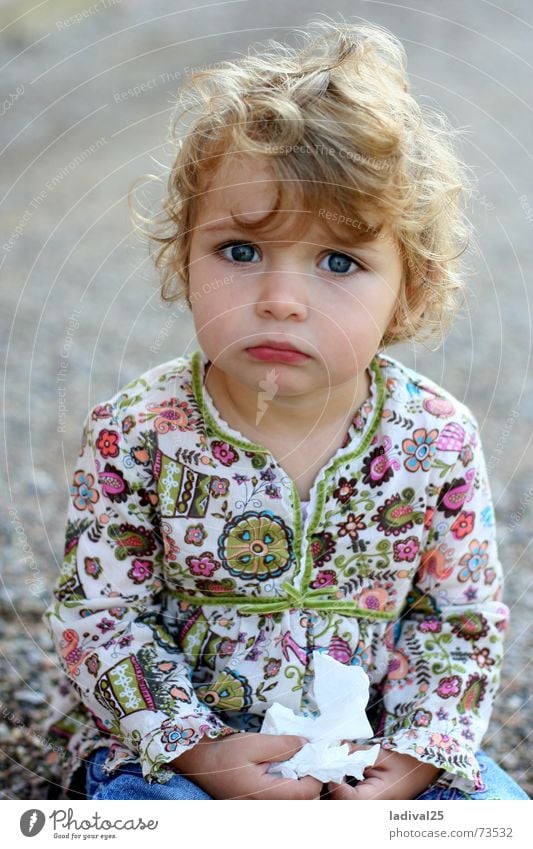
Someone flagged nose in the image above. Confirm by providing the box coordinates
[254,270,309,322]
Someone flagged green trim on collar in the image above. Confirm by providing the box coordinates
[191,348,385,458]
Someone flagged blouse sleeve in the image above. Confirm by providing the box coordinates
[45,402,237,784]
[371,411,510,794]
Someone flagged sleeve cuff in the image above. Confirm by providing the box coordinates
[369,729,483,795]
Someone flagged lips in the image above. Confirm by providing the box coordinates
[246,339,308,355]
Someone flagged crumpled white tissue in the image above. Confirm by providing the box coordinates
[260,651,380,783]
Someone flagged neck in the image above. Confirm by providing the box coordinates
[203,361,371,445]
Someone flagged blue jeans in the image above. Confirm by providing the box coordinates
[85,746,530,800]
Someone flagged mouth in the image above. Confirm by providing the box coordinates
[245,339,309,355]
[244,340,311,364]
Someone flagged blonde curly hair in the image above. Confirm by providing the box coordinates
[130,19,474,347]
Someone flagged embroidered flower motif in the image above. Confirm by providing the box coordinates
[260,468,276,482]
[469,647,495,668]
[211,441,239,466]
[459,444,474,466]
[209,476,229,498]
[265,484,282,499]
[359,586,390,612]
[429,732,458,752]
[95,429,120,458]
[450,511,475,540]
[264,658,282,678]
[185,523,208,546]
[96,617,115,633]
[333,476,358,504]
[402,428,439,472]
[218,511,293,581]
[435,675,462,698]
[185,552,220,577]
[84,557,102,579]
[71,471,99,512]
[121,414,136,435]
[337,512,367,540]
[458,539,489,583]
[161,719,196,752]
[127,559,153,584]
[310,570,337,589]
[393,536,419,562]
[412,709,432,727]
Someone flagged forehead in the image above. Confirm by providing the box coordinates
[195,153,387,246]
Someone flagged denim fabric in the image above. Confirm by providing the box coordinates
[85,746,530,800]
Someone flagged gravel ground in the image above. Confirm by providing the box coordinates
[1,0,532,799]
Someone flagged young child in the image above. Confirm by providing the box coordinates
[44,20,529,801]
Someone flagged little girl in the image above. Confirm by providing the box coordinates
[44,20,529,800]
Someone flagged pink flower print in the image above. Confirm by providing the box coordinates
[310,570,337,589]
[186,551,219,577]
[393,535,419,562]
[458,539,489,583]
[412,709,432,727]
[450,511,475,540]
[429,732,457,752]
[71,470,99,512]
[435,675,462,698]
[265,484,281,499]
[419,617,442,633]
[84,556,102,578]
[359,586,389,611]
[211,440,239,466]
[402,428,438,473]
[209,476,229,498]
[127,558,153,584]
[185,523,207,546]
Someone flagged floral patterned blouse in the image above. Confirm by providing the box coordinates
[44,348,509,796]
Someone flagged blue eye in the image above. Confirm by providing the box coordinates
[218,242,260,263]
[319,252,359,274]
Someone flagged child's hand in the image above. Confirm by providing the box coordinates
[173,731,323,799]
[326,745,442,800]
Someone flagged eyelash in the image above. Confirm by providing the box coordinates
[215,240,364,276]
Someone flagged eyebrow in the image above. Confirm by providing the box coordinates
[196,220,384,251]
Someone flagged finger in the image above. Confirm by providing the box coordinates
[325,781,354,800]
[345,776,386,800]
[250,733,310,763]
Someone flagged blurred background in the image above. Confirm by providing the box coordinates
[1,0,531,798]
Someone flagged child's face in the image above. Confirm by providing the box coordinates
[188,154,404,401]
